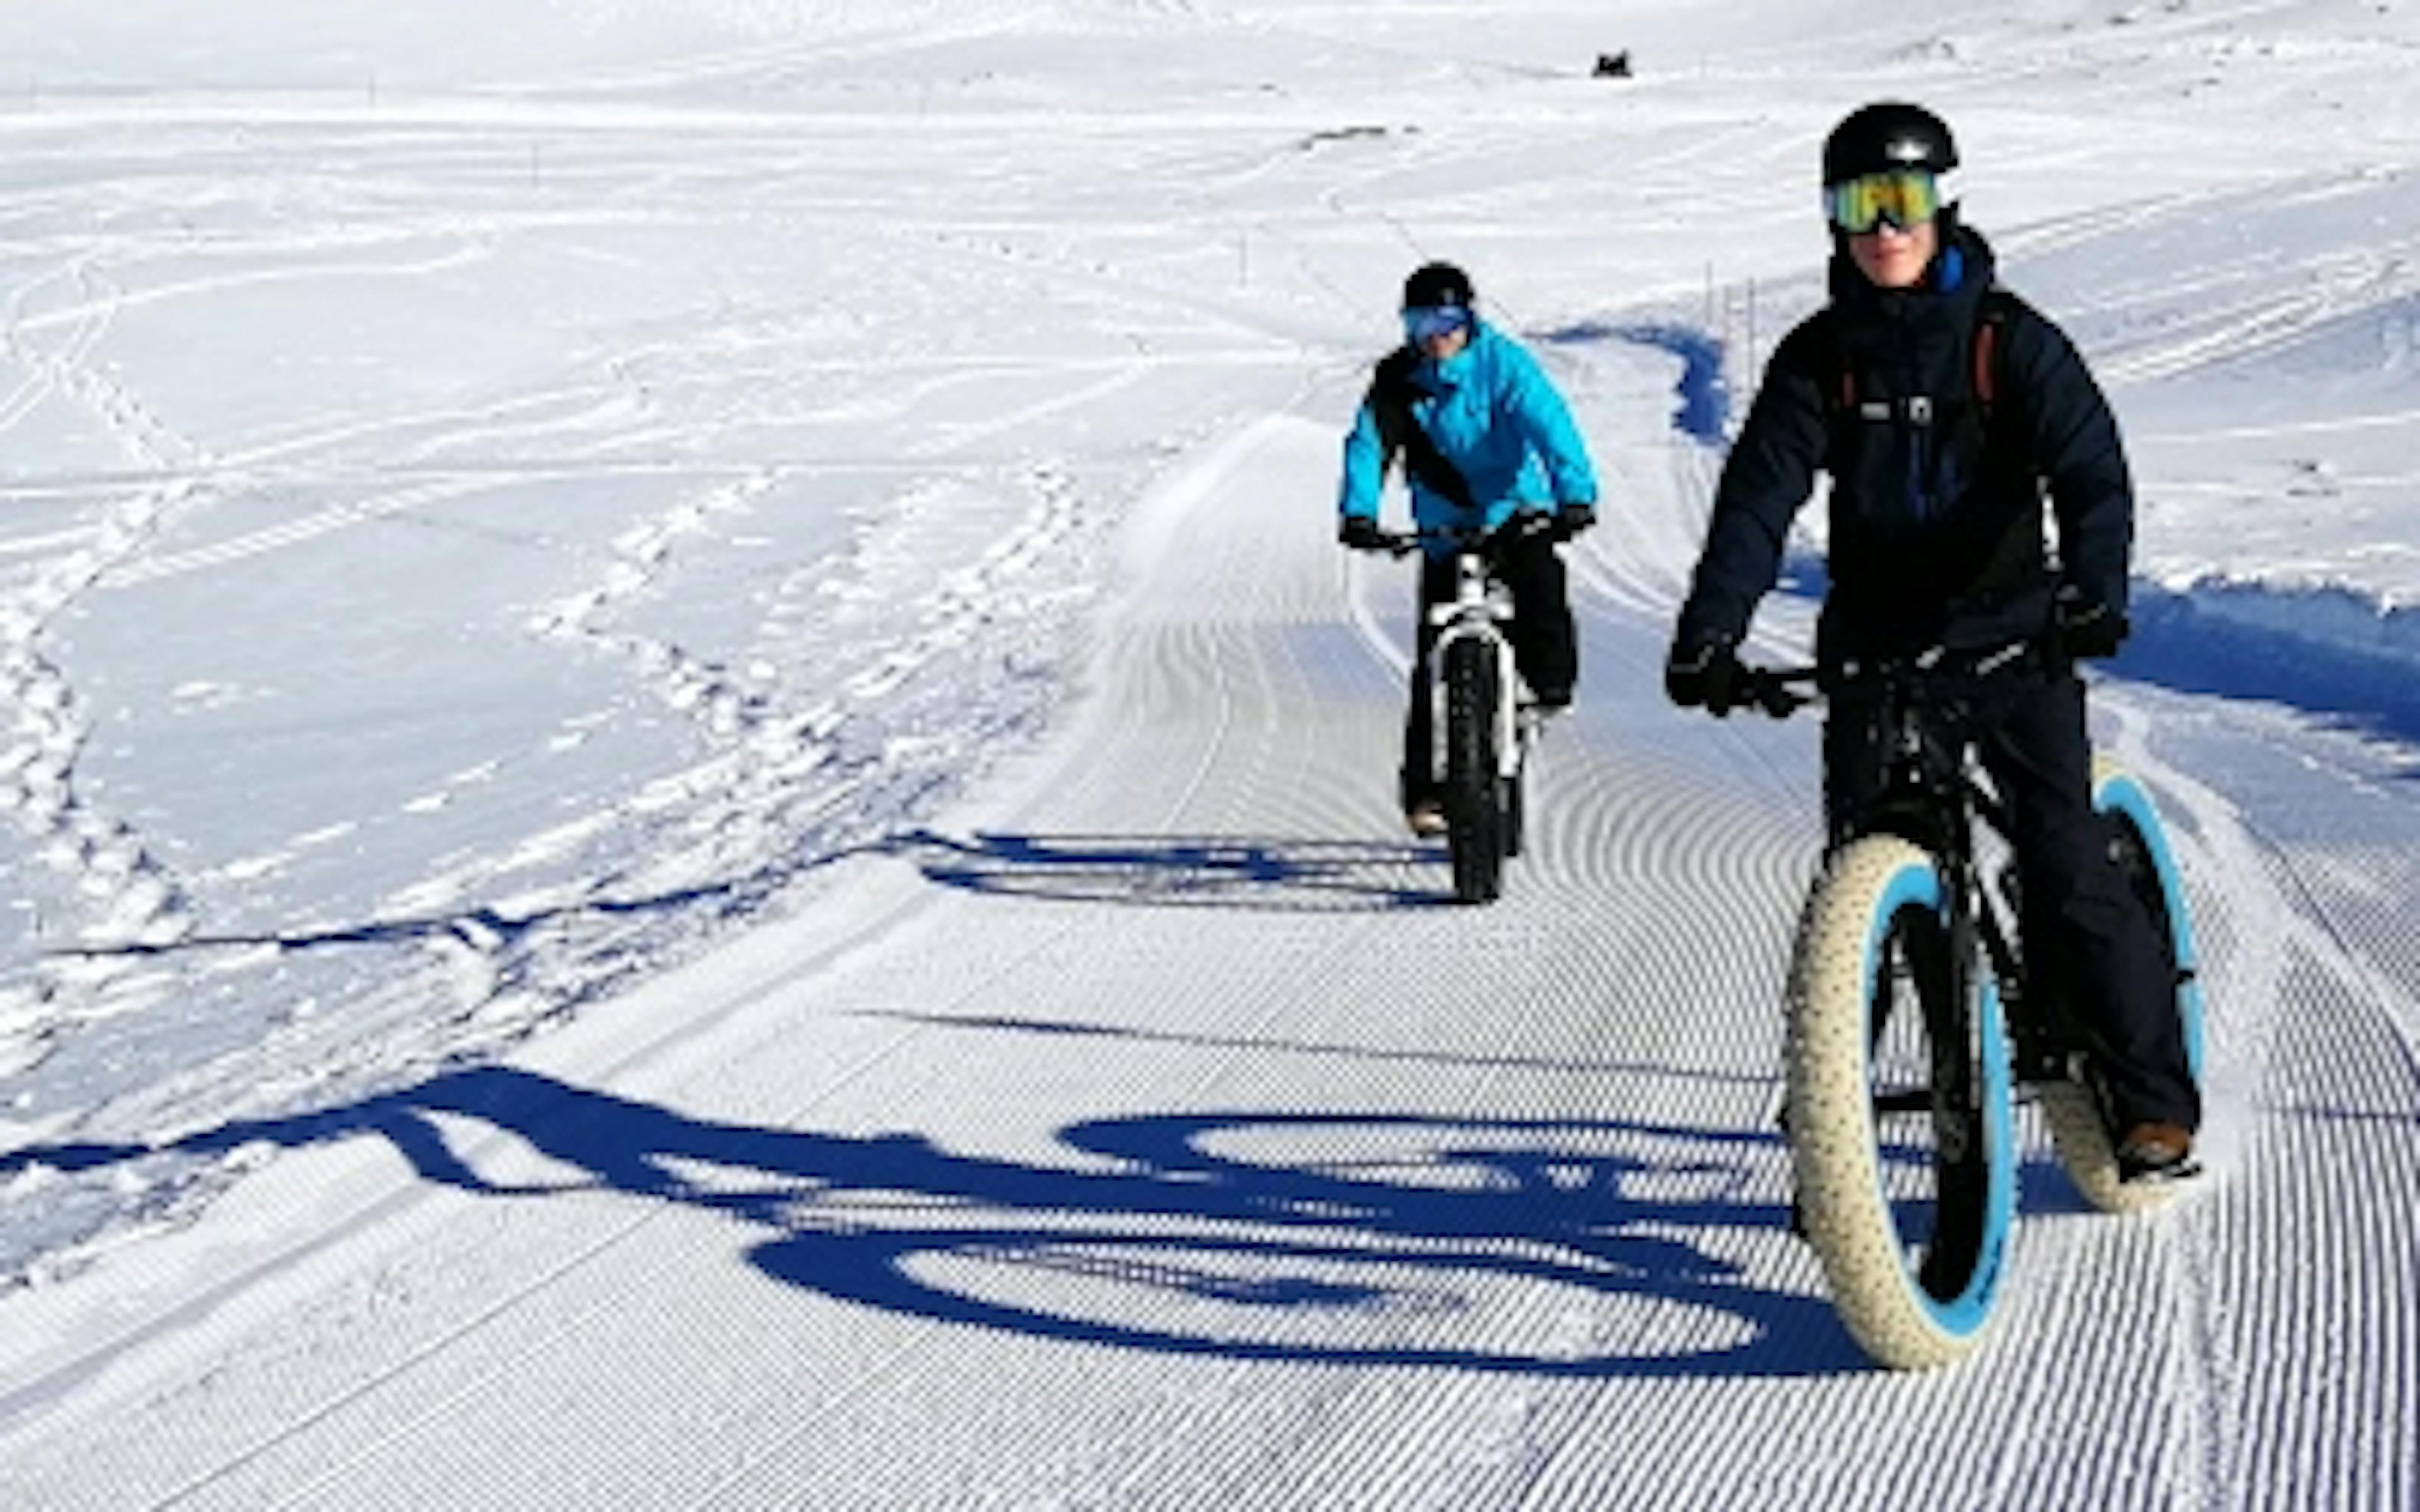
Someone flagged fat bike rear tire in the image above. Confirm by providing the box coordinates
[1787,835,2018,1370]
[2038,759,2211,1213]
[1443,638,1506,904]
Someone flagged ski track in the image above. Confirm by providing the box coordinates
[0,98,1243,1113]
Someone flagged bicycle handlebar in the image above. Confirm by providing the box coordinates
[1733,637,2049,720]
[1363,513,1562,559]
[1731,665,1819,718]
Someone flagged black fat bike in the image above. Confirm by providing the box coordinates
[1737,642,2206,1369]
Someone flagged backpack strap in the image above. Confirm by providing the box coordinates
[1971,289,2008,413]
[1371,350,1477,512]
[1826,288,2014,427]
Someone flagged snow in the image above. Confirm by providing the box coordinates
[0,1,2414,1506]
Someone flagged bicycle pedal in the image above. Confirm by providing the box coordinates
[2117,1152,2204,1187]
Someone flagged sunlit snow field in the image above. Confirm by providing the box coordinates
[0,4,2414,1506]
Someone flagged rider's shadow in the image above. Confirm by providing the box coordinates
[5,1066,1865,1378]
[904,830,1456,911]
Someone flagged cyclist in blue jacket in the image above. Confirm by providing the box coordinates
[1338,261,1599,836]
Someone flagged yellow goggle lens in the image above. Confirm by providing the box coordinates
[1824,170,1943,233]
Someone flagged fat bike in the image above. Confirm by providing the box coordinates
[1737,642,2206,1369]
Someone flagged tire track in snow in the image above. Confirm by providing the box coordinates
[0,258,113,439]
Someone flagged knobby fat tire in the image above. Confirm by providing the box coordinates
[1443,636,1505,904]
[1787,835,2019,1369]
[2037,759,2210,1214]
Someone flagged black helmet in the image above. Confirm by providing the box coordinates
[1822,101,1957,186]
[1401,260,1475,310]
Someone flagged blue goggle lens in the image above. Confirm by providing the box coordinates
[1402,304,1472,344]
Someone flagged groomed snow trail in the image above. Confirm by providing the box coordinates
[0,384,2412,1509]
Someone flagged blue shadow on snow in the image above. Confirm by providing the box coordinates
[1766,549,2420,762]
[1540,319,1732,445]
[908,830,1456,911]
[3,1064,1889,1379]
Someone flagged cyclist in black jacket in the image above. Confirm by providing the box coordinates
[1664,101,2199,1179]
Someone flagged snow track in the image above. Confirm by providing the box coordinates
[1,377,2411,1508]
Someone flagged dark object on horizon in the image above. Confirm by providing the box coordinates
[1594,51,1633,79]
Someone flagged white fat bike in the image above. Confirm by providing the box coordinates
[1375,518,1556,905]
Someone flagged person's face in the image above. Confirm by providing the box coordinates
[1848,215,1937,290]
[1402,305,1473,359]
[1420,323,1472,360]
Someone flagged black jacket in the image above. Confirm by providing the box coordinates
[1674,228,2134,664]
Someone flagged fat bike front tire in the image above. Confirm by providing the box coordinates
[1502,750,1527,860]
[1787,835,2018,1370]
[2036,759,2211,1213]
[1442,638,1506,904]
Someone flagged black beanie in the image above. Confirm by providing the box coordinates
[1402,261,1475,310]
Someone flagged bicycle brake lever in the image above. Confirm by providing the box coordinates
[1742,669,1811,718]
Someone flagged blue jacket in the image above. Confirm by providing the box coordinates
[1338,321,1597,556]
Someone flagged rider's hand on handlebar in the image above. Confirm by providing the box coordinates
[1337,515,1392,553]
[1664,635,1745,716]
[1548,502,1596,542]
[2054,591,2129,660]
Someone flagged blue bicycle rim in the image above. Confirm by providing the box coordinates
[2092,771,2207,1079]
[1861,859,2018,1339]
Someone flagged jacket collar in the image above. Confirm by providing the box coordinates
[1828,226,1997,357]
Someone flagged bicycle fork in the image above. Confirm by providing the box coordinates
[1426,556,1523,781]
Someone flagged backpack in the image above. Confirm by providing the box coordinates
[1369,348,1477,510]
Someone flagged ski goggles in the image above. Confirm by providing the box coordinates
[1402,304,1473,345]
[1822,168,1954,233]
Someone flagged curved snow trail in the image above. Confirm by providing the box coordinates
[0,342,2409,1508]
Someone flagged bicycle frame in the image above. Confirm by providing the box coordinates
[1764,644,2047,1071]
[1425,543,1524,784]
[1373,519,1545,784]
[1368,517,1555,904]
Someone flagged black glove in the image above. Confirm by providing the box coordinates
[1548,502,1597,542]
[2054,592,2129,660]
[1665,636,1744,715]
[1338,515,1390,553]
